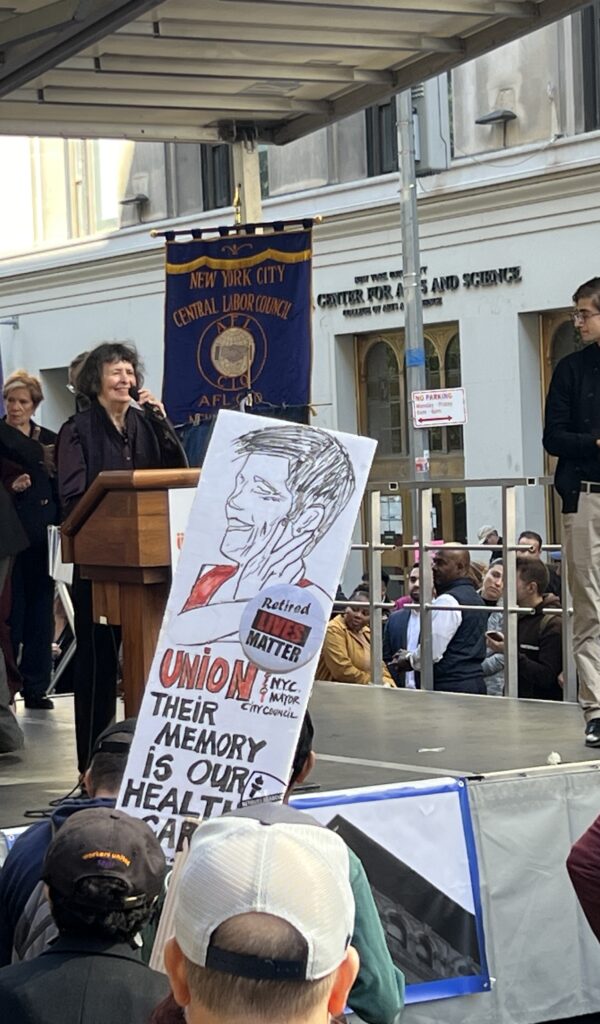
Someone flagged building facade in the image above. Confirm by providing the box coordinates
[0,9,598,591]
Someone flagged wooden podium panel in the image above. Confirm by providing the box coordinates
[69,490,171,569]
[61,468,199,715]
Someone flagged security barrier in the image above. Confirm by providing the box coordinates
[350,478,574,699]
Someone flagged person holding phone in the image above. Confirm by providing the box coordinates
[485,558,562,701]
[481,560,505,695]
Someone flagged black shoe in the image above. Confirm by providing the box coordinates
[24,697,54,710]
[585,720,600,747]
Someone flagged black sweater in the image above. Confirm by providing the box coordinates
[543,342,600,513]
[517,602,562,701]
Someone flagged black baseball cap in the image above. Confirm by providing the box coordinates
[89,718,137,762]
[42,808,165,909]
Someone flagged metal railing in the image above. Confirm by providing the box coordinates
[352,478,574,700]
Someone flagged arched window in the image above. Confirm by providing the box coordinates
[551,321,581,374]
[445,334,461,388]
[425,338,443,451]
[425,338,441,389]
[365,341,402,454]
[445,335,463,451]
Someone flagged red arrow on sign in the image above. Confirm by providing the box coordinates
[417,416,453,423]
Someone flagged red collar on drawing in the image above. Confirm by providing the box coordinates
[182,565,313,611]
[182,564,238,610]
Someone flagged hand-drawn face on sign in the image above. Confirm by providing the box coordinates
[168,423,356,647]
[118,412,376,858]
[221,451,294,561]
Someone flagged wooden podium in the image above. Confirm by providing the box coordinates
[61,468,200,716]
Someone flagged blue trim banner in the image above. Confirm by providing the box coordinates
[162,230,312,427]
[292,778,490,1005]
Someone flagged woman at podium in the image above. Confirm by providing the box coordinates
[56,342,187,774]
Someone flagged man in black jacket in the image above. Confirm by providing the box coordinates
[486,558,562,701]
[543,277,600,745]
[391,547,486,694]
[384,564,421,687]
[0,719,136,966]
[0,807,168,1024]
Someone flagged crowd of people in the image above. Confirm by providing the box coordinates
[3,277,600,1022]
[0,712,405,1024]
[317,530,564,704]
[0,343,187,764]
[0,704,599,1024]
[0,330,584,762]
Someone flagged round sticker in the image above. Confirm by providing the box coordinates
[239,583,327,672]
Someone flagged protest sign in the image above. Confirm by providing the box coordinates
[118,410,376,854]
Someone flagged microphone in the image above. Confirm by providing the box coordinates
[128,385,165,420]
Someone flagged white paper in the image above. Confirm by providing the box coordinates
[167,488,196,572]
[118,411,376,855]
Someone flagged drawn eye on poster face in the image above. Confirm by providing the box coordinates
[167,418,358,648]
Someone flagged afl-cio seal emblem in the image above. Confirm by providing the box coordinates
[197,314,267,392]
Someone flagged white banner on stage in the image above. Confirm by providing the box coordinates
[118,410,376,854]
[292,779,490,1004]
[167,487,195,572]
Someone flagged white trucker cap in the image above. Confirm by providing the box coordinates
[174,815,355,982]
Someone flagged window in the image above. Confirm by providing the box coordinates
[168,143,204,218]
[259,145,270,199]
[357,325,465,552]
[420,331,464,454]
[425,338,443,452]
[359,325,463,457]
[445,334,463,451]
[452,490,467,543]
[200,144,232,211]
[366,101,398,177]
[29,137,131,245]
[581,3,600,132]
[380,494,403,544]
[30,138,70,245]
[365,341,403,454]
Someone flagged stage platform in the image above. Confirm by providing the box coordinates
[308,682,600,790]
[1,684,599,829]
[0,694,78,829]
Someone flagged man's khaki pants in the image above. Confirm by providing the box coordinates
[564,491,600,722]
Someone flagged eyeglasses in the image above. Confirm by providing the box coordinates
[571,310,600,323]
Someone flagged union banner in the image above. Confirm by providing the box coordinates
[162,229,312,427]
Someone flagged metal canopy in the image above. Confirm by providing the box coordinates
[0,0,587,144]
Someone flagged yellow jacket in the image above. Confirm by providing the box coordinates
[316,614,395,686]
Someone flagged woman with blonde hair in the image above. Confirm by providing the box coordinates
[2,369,58,709]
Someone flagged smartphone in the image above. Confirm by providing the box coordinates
[486,630,504,642]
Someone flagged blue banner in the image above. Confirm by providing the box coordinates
[162,230,312,427]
